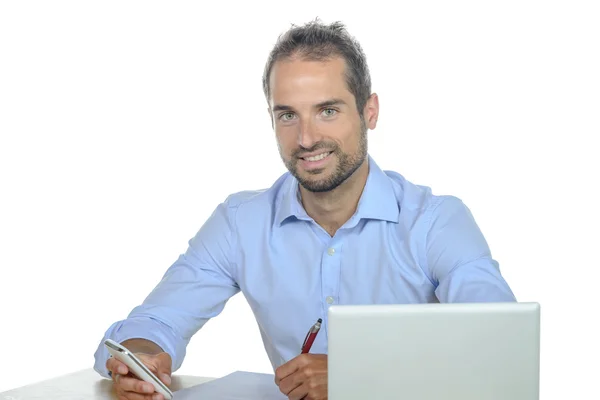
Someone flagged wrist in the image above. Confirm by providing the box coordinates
[120,338,165,356]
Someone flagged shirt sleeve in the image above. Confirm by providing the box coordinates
[424,196,517,303]
[93,199,241,378]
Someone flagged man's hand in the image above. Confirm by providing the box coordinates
[275,354,328,400]
[106,351,172,400]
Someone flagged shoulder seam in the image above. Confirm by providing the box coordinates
[224,195,242,283]
[420,195,449,286]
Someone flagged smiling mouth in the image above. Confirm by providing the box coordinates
[301,151,333,162]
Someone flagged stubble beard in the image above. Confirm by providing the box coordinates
[281,119,368,193]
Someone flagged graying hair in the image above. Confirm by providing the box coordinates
[262,19,372,114]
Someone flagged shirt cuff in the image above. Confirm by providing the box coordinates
[93,317,183,379]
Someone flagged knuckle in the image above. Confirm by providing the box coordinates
[299,354,310,363]
[281,381,292,394]
[120,376,134,391]
[306,392,321,400]
[136,381,149,393]
[302,366,314,378]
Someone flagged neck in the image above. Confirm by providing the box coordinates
[299,158,370,236]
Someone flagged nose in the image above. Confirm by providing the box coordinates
[296,117,320,149]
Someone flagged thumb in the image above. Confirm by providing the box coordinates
[137,352,173,386]
[155,353,172,386]
[159,372,172,386]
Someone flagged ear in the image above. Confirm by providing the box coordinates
[363,93,379,130]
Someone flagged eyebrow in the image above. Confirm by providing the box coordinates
[272,98,347,112]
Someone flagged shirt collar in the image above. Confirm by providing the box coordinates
[276,155,400,227]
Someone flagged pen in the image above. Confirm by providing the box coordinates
[301,318,322,354]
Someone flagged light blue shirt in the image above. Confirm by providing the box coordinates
[93,155,515,378]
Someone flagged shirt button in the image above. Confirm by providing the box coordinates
[327,247,335,256]
[326,296,335,304]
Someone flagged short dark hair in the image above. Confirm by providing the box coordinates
[262,19,372,114]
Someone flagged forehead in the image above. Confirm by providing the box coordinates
[268,56,353,107]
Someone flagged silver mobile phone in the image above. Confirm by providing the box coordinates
[104,339,173,400]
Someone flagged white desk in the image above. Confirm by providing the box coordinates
[0,369,214,399]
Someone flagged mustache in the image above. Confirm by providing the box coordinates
[292,142,337,158]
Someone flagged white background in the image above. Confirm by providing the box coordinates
[1,0,598,397]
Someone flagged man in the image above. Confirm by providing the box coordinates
[94,19,516,400]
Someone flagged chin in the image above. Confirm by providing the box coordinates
[299,174,341,193]
[303,166,328,175]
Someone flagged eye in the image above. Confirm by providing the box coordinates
[279,112,295,121]
[322,108,337,117]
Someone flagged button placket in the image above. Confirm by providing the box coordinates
[322,239,342,307]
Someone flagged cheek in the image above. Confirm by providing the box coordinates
[321,119,355,141]
[330,128,359,151]
[275,131,295,153]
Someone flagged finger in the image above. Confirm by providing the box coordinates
[117,375,156,394]
[107,357,129,375]
[116,386,162,400]
[134,354,171,384]
[275,357,302,385]
[278,373,303,396]
[287,382,309,400]
[130,357,171,388]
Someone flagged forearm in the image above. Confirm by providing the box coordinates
[94,200,240,379]
[93,317,184,378]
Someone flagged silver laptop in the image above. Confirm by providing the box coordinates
[328,302,540,400]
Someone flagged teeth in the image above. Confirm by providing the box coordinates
[305,152,331,162]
